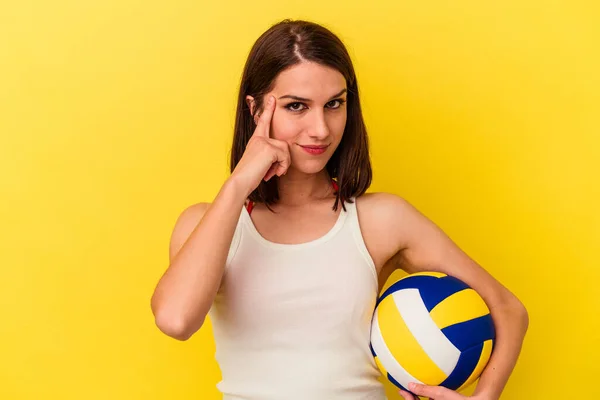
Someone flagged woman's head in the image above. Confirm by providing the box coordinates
[230,19,372,210]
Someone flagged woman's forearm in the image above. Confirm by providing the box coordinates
[472,298,529,399]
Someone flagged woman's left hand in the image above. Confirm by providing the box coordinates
[399,383,487,400]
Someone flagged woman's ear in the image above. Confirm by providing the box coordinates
[245,95,257,122]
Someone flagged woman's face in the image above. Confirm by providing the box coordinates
[248,62,348,175]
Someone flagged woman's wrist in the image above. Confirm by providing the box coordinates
[223,174,254,203]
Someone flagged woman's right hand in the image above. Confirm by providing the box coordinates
[230,95,291,197]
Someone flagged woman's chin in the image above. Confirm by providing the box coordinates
[287,160,329,176]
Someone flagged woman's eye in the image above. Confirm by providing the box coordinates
[286,102,306,111]
[327,99,343,109]
[285,99,345,112]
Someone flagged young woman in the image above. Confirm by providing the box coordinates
[151,19,528,400]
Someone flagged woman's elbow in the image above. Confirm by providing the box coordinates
[152,303,204,341]
[516,298,529,331]
[500,291,530,332]
[155,316,191,341]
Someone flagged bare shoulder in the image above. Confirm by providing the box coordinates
[169,202,211,262]
[354,192,419,271]
[355,191,414,217]
[356,191,421,234]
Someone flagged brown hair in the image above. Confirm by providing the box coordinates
[230,19,372,211]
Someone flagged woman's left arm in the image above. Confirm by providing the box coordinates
[382,195,529,400]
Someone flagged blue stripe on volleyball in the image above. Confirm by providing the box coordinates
[387,372,410,393]
[440,342,484,391]
[377,275,470,311]
[419,276,471,311]
[441,314,496,352]
[369,342,376,357]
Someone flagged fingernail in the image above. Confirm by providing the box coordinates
[408,383,416,390]
[268,95,274,104]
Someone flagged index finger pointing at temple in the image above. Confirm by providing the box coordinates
[255,95,276,138]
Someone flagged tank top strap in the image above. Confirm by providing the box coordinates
[341,197,377,275]
[246,179,339,214]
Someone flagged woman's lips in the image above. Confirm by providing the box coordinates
[299,144,329,155]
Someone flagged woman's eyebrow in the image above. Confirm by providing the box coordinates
[278,88,347,102]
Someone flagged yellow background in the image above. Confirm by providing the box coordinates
[1,1,598,399]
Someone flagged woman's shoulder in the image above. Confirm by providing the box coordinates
[354,192,424,236]
[168,202,211,261]
[355,191,444,255]
[355,191,416,219]
[174,202,211,226]
[353,192,421,270]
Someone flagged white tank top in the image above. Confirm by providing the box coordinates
[208,198,387,400]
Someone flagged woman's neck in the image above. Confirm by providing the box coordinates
[275,169,334,207]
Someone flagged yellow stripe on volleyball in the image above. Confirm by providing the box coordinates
[376,295,448,385]
[457,339,494,392]
[429,289,490,330]
[408,271,447,278]
[380,271,447,295]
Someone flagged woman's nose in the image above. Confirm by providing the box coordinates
[308,110,330,139]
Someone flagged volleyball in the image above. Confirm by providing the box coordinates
[370,272,495,393]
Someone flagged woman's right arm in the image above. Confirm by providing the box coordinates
[150,177,248,341]
[150,95,288,340]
